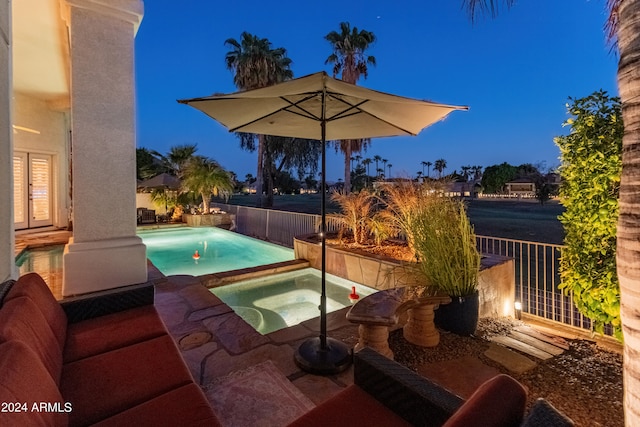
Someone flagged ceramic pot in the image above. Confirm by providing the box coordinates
[434,291,479,336]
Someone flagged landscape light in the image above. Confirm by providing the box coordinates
[514,301,522,320]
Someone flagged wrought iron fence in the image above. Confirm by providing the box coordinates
[211,202,611,336]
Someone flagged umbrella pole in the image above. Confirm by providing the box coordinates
[294,89,352,375]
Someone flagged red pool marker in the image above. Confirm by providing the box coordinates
[192,250,200,260]
[349,286,359,302]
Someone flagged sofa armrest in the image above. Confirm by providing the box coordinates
[60,282,155,323]
[354,347,464,426]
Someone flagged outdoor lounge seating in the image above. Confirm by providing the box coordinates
[0,273,221,427]
[288,347,574,427]
[137,207,156,224]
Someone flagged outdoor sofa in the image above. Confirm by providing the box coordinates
[287,347,574,427]
[0,272,221,427]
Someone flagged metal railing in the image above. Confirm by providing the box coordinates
[476,236,612,336]
[211,202,611,336]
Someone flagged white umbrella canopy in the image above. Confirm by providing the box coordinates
[179,71,467,141]
[179,71,468,375]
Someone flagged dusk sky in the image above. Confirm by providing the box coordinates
[135,0,618,182]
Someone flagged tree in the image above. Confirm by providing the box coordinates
[434,158,447,179]
[182,157,234,212]
[373,155,382,177]
[472,165,483,181]
[387,163,393,178]
[463,1,640,422]
[555,91,622,337]
[461,165,472,182]
[325,22,376,193]
[136,147,163,180]
[481,162,517,193]
[225,32,293,207]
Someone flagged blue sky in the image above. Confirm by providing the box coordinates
[135,0,618,182]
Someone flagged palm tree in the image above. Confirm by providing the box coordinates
[416,171,423,182]
[225,32,293,207]
[182,157,234,213]
[156,144,198,179]
[387,163,393,179]
[434,158,447,179]
[461,165,471,182]
[382,159,388,176]
[373,155,382,177]
[325,22,376,193]
[463,0,640,422]
[472,165,483,181]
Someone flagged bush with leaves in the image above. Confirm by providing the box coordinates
[554,90,622,339]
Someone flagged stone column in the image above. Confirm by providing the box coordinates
[0,0,15,282]
[62,0,146,295]
[355,324,394,360]
[403,304,441,347]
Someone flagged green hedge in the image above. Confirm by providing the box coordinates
[555,90,622,340]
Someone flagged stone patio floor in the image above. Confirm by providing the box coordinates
[153,273,360,408]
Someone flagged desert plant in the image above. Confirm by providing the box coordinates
[376,180,449,256]
[411,197,480,297]
[327,189,375,244]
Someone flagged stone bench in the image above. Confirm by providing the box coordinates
[346,287,451,359]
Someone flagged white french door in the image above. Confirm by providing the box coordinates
[14,152,53,229]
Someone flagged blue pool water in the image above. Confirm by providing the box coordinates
[211,268,376,335]
[138,227,294,276]
[16,227,294,278]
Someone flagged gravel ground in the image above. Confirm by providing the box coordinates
[388,317,623,427]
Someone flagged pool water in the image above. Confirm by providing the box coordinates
[15,245,64,294]
[138,227,294,276]
[16,227,294,279]
[210,268,376,335]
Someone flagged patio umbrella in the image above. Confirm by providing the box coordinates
[178,71,468,374]
[138,173,181,214]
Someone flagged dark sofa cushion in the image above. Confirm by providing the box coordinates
[64,305,168,363]
[0,296,64,384]
[92,383,222,427]
[443,374,527,427]
[61,335,195,427]
[0,340,69,427]
[287,384,412,427]
[4,273,67,349]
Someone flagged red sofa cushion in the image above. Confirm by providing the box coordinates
[61,335,195,426]
[0,296,64,384]
[286,384,412,427]
[4,272,67,350]
[443,374,527,427]
[0,340,69,427]
[92,383,222,427]
[64,305,168,363]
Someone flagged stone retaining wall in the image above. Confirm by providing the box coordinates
[293,234,515,318]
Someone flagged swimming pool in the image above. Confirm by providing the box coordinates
[210,268,376,335]
[138,227,294,276]
[16,227,295,279]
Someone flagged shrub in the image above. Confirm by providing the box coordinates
[554,91,622,340]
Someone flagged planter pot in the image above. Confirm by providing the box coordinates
[434,291,479,336]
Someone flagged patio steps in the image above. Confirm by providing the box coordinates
[485,325,569,373]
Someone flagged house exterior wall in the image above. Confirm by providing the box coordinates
[13,92,70,228]
[0,0,14,281]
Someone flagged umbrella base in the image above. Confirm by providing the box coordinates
[294,336,352,375]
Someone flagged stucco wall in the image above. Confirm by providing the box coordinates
[13,92,69,228]
[0,0,15,281]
